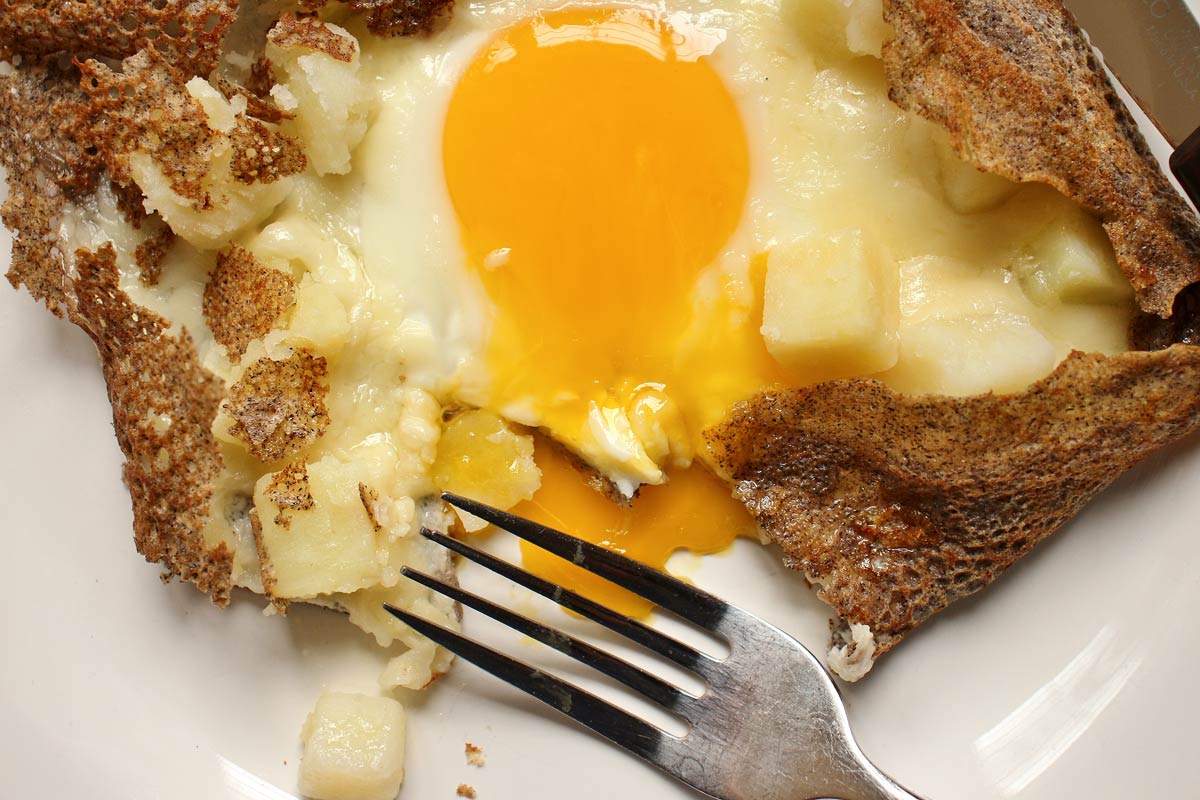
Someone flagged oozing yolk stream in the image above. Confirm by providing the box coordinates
[516,438,753,617]
[444,7,786,614]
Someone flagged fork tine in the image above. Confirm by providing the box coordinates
[382,603,670,760]
[401,566,692,710]
[443,493,729,629]
[420,527,709,670]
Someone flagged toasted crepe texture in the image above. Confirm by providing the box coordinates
[1,62,116,314]
[202,244,297,361]
[72,243,235,602]
[1,2,288,598]
[76,47,307,198]
[299,0,454,36]
[0,0,238,76]
[709,347,1200,677]
[225,350,332,462]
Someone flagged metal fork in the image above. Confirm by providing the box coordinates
[384,493,923,800]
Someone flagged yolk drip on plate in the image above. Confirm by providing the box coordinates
[444,7,781,613]
[513,440,755,617]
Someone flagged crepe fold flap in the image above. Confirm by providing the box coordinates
[0,0,237,77]
[0,63,101,315]
[300,0,456,36]
[72,245,233,603]
[707,347,1200,679]
[883,0,1200,318]
[0,0,465,604]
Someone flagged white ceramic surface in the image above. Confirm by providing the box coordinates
[2,7,1199,799]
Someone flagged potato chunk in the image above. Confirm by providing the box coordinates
[905,120,1018,214]
[1015,207,1132,305]
[890,311,1057,396]
[932,130,1017,214]
[287,277,352,357]
[761,230,899,382]
[254,457,382,599]
[268,21,370,176]
[300,692,406,800]
[132,79,296,249]
[432,409,541,531]
[880,257,1058,396]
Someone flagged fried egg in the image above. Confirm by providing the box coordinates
[350,0,1132,613]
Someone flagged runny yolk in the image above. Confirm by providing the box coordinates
[443,7,763,614]
[443,6,750,413]
[513,439,755,617]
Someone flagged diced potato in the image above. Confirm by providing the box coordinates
[761,230,899,381]
[1035,302,1132,356]
[267,23,370,176]
[844,0,889,57]
[248,218,368,306]
[132,152,293,251]
[187,77,238,132]
[131,79,296,249]
[254,457,383,599]
[300,692,406,800]
[333,562,460,689]
[886,311,1057,396]
[336,582,459,648]
[1014,207,1131,305]
[380,641,452,691]
[431,410,541,531]
[880,256,1060,395]
[287,277,352,357]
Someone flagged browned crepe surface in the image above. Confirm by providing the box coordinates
[299,0,454,36]
[72,244,235,602]
[202,245,296,362]
[225,351,332,463]
[0,0,238,76]
[708,348,1200,663]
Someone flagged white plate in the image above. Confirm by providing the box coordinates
[2,10,1199,799]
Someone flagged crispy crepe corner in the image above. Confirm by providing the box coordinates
[708,348,1200,677]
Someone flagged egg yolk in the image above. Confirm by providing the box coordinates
[444,6,751,418]
[514,438,753,617]
[444,7,771,614]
